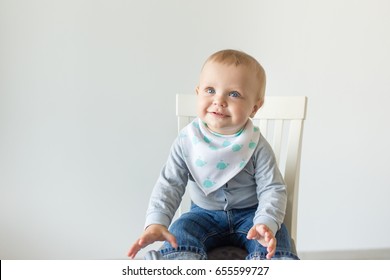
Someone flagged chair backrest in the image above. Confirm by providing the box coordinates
[175,94,307,246]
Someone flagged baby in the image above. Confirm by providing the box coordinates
[128,49,298,260]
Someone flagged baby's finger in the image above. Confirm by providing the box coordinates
[246,227,258,239]
[266,238,276,259]
[137,235,156,248]
[264,231,271,243]
[163,232,178,248]
[267,238,276,251]
[128,239,143,259]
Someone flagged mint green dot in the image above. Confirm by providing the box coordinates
[203,179,215,188]
[239,160,247,168]
[216,161,229,170]
[249,141,256,149]
[254,127,260,132]
[222,140,231,147]
[209,145,218,151]
[193,122,200,129]
[232,144,242,152]
[203,136,211,144]
[195,159,207,167]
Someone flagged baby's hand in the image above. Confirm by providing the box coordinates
[127,224,178,259]
[246,224,276,259]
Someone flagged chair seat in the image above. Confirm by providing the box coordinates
[207,246,248,260]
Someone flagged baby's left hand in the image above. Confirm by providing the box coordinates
[246,224,276,259]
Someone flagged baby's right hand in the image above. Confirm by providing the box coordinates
[127,224,178,259]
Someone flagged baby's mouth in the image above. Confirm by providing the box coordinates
[210,111,228,118]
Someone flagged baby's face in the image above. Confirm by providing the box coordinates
[196,61,262,135]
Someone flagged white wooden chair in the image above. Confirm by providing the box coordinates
[175,94,307,259]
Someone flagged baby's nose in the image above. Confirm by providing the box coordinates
[213,95,227,107]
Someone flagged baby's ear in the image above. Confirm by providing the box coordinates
[250,99,264,118]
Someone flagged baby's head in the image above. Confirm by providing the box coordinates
[196,49,266,135]
[203,49,266,103]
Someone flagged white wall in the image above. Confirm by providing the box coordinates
[1,0,389,259]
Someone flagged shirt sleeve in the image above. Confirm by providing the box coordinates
[144,136,189,229]
[252,135,287,236]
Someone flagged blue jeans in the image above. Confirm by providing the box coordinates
[158,204,299,260]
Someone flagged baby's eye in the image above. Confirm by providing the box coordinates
[206,88,216,94]
[229,91,240,98]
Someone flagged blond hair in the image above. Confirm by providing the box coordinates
[203,49,266,102]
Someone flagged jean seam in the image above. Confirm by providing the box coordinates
[246,250,300,260]
[227,210,235,233]
[160,246,207,260]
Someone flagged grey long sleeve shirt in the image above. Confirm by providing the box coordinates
[145,131,287,235]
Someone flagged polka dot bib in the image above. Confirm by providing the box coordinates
[180,118,260,195]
